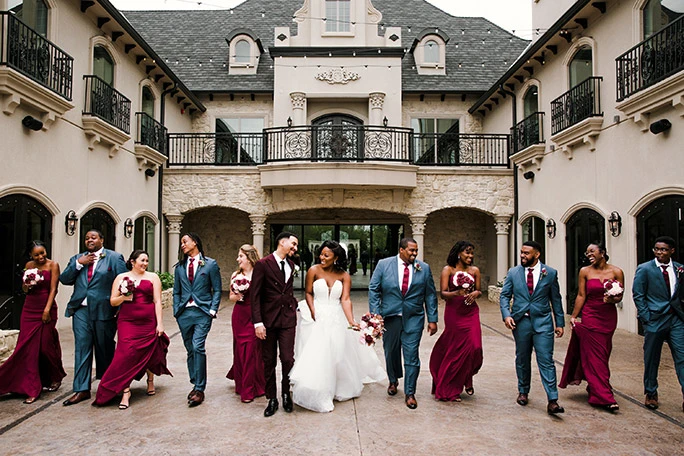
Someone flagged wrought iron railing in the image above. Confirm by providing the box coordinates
[551,76,602,135]
[512,112,544,153]
[0,11,73,100]
[616,15,684,101]
[168,127,511,167]
[83,75,131,134]
[135,112,167,155]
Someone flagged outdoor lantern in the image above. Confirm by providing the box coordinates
[65,210,78,236]
[546,218,556,239]
[124,218,134,239]
[523,171,535,180]
[383,116,388,127]
[608,211,622,237]
[287,116,293,128]
[145,168,156,177]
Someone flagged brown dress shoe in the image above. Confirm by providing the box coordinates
[645,393,659,410]
[387,382,398,396]
[187,389,197,400]
[516,393,528,406]
[188,391,204,407]
[547,400,565,415]
[405,394,417,409]
[62,391,91,406]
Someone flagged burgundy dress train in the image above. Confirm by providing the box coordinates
[227,294,265,401]
[430,277,483,401]
[0,270,66,399]
[94,279,171,405]
[559,278,617,406]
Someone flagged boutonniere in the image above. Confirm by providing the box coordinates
[198,258,206,267]
[293,265,301,278]
[677,266,684,277]
[99,252,106,259]
[541,268,547,277]
[414,262,422,272]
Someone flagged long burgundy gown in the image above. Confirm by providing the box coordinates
[227,293,265,401]
[0,270,66,399]
[559,278,618,406]
[430,277,483,401]
[94,279,171,405]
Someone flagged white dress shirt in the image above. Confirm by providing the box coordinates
[185,253,201,308]
[76,247,104,307]
[526,261,542,292]
[655,259,676,297]
[273,252,292,282]
[397,255,414,291]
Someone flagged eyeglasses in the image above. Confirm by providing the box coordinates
[653,247,672,253]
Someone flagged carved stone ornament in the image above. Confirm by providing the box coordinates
[315,68,361,85]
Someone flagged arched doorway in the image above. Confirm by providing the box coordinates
[565,208,605,314]
[312,114,363,160]
[637,195,684,264]
[79,208,116,252]
[0,194,52,329]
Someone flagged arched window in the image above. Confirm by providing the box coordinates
[568,47,592,88]
[523,86,539,118]
[643,0,684,38]
[134,216,156,271]
[424,40,439,63]
[235,40,251,63]
[80,208,116,252]
[93,46,114,85]
[9,0,48,36]
[141,86,155,118]
[565,208,605,314]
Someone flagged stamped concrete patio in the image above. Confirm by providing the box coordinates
[0,292,682,455]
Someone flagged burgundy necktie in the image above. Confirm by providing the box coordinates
[401,262,410,296]
[188,257,195,283]
[87,261,94,282]
[661,265,671,296]
[527,268,534,295]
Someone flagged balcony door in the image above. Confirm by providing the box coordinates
[569,47,593,88]
[8,0,48,36]
[565,208,605,315]
[0,194,52,329]
[312,114,363,160]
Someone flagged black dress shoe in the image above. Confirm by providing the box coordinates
[264,398,279,417]
[62,391,91,406]
[387,382,398,396]
[516,393,528,406]
[547,400,565,415]
[282,393,293,413]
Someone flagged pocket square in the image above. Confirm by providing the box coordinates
[108,266,112,271]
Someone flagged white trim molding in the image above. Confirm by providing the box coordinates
[0,185,60,215]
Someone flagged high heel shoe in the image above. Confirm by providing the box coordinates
[146,379,156,396]
[23,396,37,404]
[119,389,131,410]
[465,387,474,396]
[43,382,61,392]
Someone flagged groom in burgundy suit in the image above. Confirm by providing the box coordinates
[250,231,299,417]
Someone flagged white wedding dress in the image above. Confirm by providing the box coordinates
[289,278,386,412]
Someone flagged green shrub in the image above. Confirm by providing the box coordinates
[156,271,174,290]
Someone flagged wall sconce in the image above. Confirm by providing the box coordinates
[22,115,43,131]
[546,218,556,239]
[383,116,388,127]
[65,210,78,236]
[608,211,622,237]
[144,168,156,177]
[523,171,535,180]
[287,116,293,128]
[649,119,671,135]
[124,218,134,238]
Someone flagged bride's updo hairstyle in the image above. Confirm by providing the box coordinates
[320,240,348,272]
[127,249,148,271]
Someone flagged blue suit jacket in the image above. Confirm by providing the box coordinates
[59,249,127,320]
[173,255,222,318]
[633,259,682,331]
[499,263,565,332]
[368,257,438,333]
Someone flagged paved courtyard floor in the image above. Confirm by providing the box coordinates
[1,292,682,455]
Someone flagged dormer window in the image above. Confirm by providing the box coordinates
[235,40,251,63]
[226,29,264,75]
[410,29,449,75]
[325,0,351,33]
[424,40,439,63]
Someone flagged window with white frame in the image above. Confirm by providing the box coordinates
[235,39,251,63]
[424,40,439,63]
[325,0,351,33]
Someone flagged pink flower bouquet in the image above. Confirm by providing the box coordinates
[119,277,136,297]
[452,271,475,289]
[231,273,251,300]
[23,268,44,287]
[604,279,624,297]
[352,312,385,346]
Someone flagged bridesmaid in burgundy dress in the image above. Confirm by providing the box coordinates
[227,244,265,402]
[430,241,483,402]
[93,250,171,409]
[0,241,66,404]
[560,242,624,412]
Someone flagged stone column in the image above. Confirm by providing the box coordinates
[290,92,306,126]
[409,215,427,261]
[166,214,183,273]
[250,214,267,257]
[369,92,386,126]
[494,216,511,283]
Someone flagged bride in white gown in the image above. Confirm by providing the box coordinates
[290,240,386,412]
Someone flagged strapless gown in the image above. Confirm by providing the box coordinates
[289,279,386,412]
[227,293,265,401]
[0,269,66,399]
[94,279,172,405]
[559,278,618,406]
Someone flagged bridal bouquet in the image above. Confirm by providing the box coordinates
[231,273,250,300]
[23,268,44,287]
[353,312,385,346]
[119,277,136,297]
[452,271,475,289]
[604,279,624,297]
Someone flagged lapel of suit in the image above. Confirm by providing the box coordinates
[673,262,682,296]
[266,254,285,288]
[407,261,421,295]
[515,266,528,299]
[389,257,400,293]
[531,263,547,299]
[652,260,671,297]
[87,251,106,287]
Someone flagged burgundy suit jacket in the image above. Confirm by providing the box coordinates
[250,254,298,329]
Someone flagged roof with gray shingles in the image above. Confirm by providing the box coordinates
[122,0,528,93]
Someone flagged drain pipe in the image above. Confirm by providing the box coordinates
[499,84,518,266]
[158,83,177,272]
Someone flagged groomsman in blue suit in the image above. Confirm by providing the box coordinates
[369,238,438,409]
[173,232,222,407]
[632,236,684,412]
[60,230,127,406]
[499,240,566,415]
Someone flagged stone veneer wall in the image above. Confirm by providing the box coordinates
[181,207,252,288]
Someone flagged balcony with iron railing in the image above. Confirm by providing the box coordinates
[551,76,603,136]
[512,112,544,153]
[133,112,168,170]
[83,75,131,134]
[616,15,684,102]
